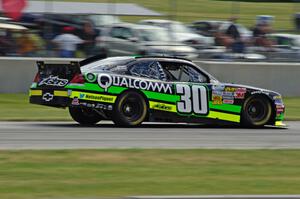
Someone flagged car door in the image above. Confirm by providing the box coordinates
[160,61,211,117]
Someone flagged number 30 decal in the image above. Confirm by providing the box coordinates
[176,84,208,115]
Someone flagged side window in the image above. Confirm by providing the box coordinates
[161,62,208,83]
[129,61,166,80]
[122,28,134,40]
[110,27,123,39]
[185,65,208,83]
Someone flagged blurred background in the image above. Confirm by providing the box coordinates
[1,0,300,62]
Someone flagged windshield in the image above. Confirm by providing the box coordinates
[81,57,134,73]
[138,28,170,42]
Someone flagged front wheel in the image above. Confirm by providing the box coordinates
[241,95,272,128]
[112,91,148,126]
[69,106,102,125]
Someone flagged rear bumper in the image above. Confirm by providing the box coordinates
[29,89,70,108]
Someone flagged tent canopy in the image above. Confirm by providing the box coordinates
[1,1,163,16]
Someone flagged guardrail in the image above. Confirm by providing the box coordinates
[0,57,299,96]
[195,61,300,96]
[128,195,300,199]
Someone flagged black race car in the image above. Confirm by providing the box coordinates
[29,56,285,127]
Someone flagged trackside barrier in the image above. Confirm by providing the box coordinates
[0,57,300,96]
[127,195,300,199]
[195,61,300,97]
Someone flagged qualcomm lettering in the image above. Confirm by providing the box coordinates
[38,75,69,87]
[98,74,173,94]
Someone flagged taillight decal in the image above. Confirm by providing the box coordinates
[70,74,85,84]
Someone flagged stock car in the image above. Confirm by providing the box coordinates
[29,56,285,128]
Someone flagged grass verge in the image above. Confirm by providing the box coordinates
[0,94,299,121]
[1,149,300,199]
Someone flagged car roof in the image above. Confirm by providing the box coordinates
[193,20,229,24]
[140,19,179,24]
[80,55,193,67]
[135,56,192,63]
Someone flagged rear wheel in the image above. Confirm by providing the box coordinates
[112,91,147,126]
[69,106,102,125]
[241,95,272,128]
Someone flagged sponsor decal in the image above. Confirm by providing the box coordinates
[222,91,234,97]
[234,91,245,99]
[80,102,95,108]
[71,97,80,106]
[80,102,113,110]
[212,95,222,105]
[223,99,234,104]
[251,90,270,95]
[85,73,97,83]
[149,101,176,112]
[212,84,225,91]
[71,91,117,103]
[237,88,246,92]
[85,94,115,103]
[212,91,223,96]
[153,103,172,111]
[38,75,68,87]
[95,103,113,110]
[79,93,85,99]
[276,105,285,113]
[225,87,237,92]
[42,92,54,102]
[274,99,283,105]
[97,73,173,94]
[273,95,282,100]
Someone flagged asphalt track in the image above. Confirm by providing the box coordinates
[0,121,299,150]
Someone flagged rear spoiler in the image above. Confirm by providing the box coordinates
[35,61,83,87]
[36,61,81,73]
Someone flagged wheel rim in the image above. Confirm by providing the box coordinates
[246,98,268,123]
[121,94,144,122]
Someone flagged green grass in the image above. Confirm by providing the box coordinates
[58,0,298,30]
[0,94,71,121]
[1,149,300,199]
[284,97,300,121]
[0,94,299,121]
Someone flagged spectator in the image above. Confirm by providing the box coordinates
[0,29,15,56]
[225,16,245,53]
[52,26,84,58]
[253,21,274,48]
[79,21,97,57]
[16,30,37,57]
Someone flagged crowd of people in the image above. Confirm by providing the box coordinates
[213,17,275,53]
[0,18,284,58]
[0,21,98,58]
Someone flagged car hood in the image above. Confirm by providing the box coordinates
[219,82,281,96]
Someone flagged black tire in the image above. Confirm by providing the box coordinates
[241,95,272,128]
[69,106,102,125]
[112,91,147,126]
